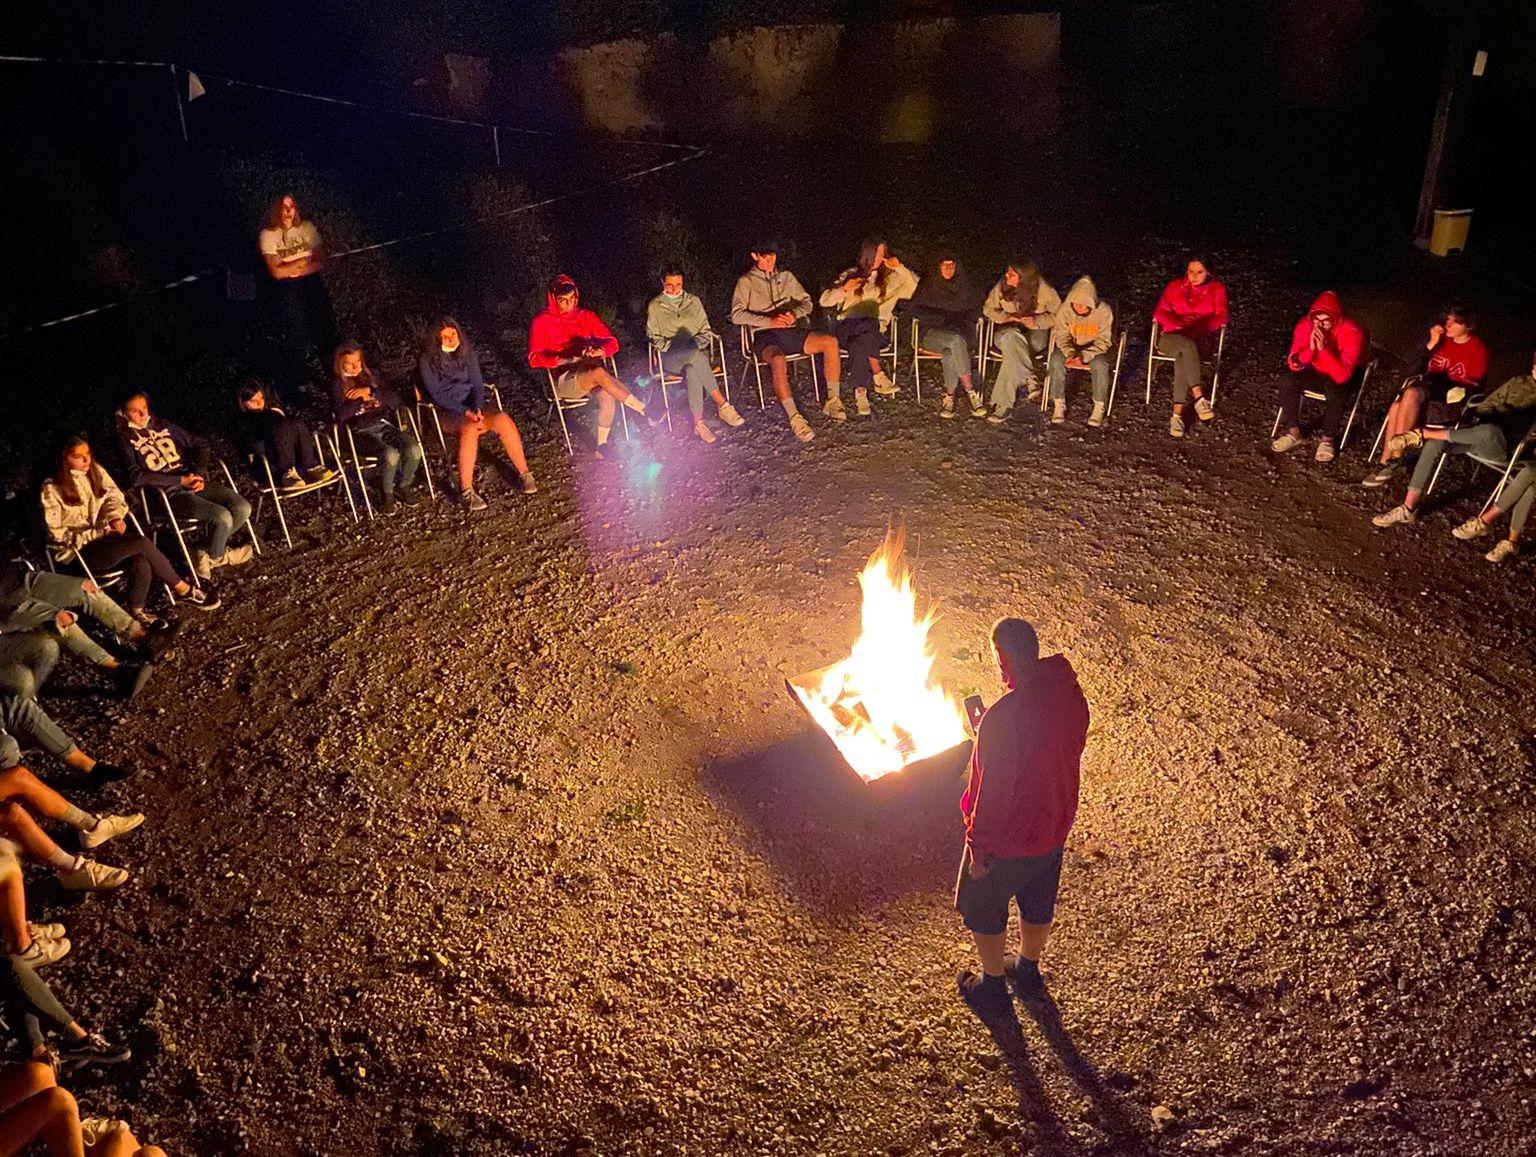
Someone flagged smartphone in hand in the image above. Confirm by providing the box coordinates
[964,695,986,732]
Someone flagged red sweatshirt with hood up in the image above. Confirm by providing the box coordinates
[1286,291,1365,385]
[527,277,620,369]
[1153,276,1228,339]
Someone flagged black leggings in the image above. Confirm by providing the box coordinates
[77,532,180,611]
[259,416,321,476]
[834,317,885,390]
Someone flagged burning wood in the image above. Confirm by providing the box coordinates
[786,533,968,781]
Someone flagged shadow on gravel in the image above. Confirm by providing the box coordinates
[1022,993,1153,1154]
[702,729,968,916]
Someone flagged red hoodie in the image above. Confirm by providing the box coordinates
[960,655,1089,861]
[527,280,620,369]
[1286,291,1365,385]
[1425,334,1488,386]
[1153,276,1228,339]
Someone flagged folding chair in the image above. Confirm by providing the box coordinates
[739,325,822,410]
[1043,328,1128,419]
[1145,321,1227,406]
[136,467,261,586]
[909,319,947,405]
[1473,432,1536,517]
[1427,420,1532,497]
[243,432,355,549]
[1272,351,1377,451]
[44,509,177,605]
[974,318,1051,390]
[415,380,505,457]
[1367,375,1486,464]
[546,357,630,456]
[647,334,732,432]
[335,409,437,518]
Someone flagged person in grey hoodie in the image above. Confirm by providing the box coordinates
[983,263,1060,423]
[646,266,745,444]
[1048,277,1115,427]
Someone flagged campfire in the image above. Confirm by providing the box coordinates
[787,533,969,782]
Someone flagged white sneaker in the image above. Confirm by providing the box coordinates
[1087,401,1107,428]
[1314,440,1336,463]
[872,372,897,397]
[1051,400,1067,424]
[789,413,814,442]
[281,468,305,492]
[1372,504,1416,528]
[192,550,213,581]
[1452,517,1490,540]
[940,394,956,419]
[822,395,847,422]
[987,408,1009,425]
[694,419,717,444]
[1486,539,1518,563]
[1193,396,1215,422]
[717,402,745,428]
[1271,432,1304,453]
[855,388,872,416]
[1169,413,1185,438]
[221,544,254,567]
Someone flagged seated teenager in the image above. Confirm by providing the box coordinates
[1,693,135,786]
[38,440,217,621]
[646,267,744,444]
[1048,277,1115,427]
[0,748,133,891]
[1153,259,1228,438]
[983,262,1059,423]
[116,393,254,579]
[1364,304,1489,487]
[729,242,840,442]
[332,341,424,511]
[234,381,336,492]
[528,276,653,460]
[1273,291,1365,463]
[1375,348,1536,534]
[0,1061,161,1153]
[818,238,916,415]
[419,316,535,511]
[909,254,984,418]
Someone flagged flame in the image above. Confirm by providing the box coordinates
[789,533,968,781]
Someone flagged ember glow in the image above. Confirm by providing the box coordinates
[788,534,968,781]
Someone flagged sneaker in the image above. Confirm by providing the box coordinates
[1361,465,1399,489]
[717,402,745,428]
[1453,516,1491,540]
[79,813,145,850]
[1193,396,1215,422]
[218,544,254,568]
[56,859,130,891]
[59,1032,131,1069]
[966,389,988,417]
[519,471,538,494]
[789,413,815,442]
[957,970,1013,1019]
[379,495,399,515]
[305,465,337,484]
[395,484,422,506]
[822,395,847,422]
[986,408,1010,425]
[1271,432,1304,453]
[1387,430,1425,455]
[1314,439,1336,464]
[872,372,898,397]
[184,585,221,611]
[855,388,872,417]
[1051,399,1067,424]
[114,662,153,700]
[83,761,136,788]
[133,621,179,662]
[1087,401,1107,428]
[79,1119,132,1147]
[462,489,488,512]
[1004,955,1048,1003]
[1169,413,1186,438]
[940,393,956,419]
[15,936,70,968]
[1486,539,1518,563]
[694,419,717,444]
[1372,504,1417,528]
[28,922,66,941]
[1024,385,1043,405]
[281,468,305,492]
[129,607,166,631]
[192,550,213,581]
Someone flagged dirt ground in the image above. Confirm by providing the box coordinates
[20,138,1536,1156]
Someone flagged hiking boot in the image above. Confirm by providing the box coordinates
[15,936,70,968]
[1314,439,1336,464]
[1087,400,1107,428]
[59,1031,131,1069]
[1361,464,1399,489]
[822,395,847,422]
[717,402,745,428]
[1387,430,1424,455]
[957,970,1014,1019]
[184,584,220,611]
[789,413,815,442]
[1486,539,1518,562]
[1169,413,1186,438]
[79,813,145,850]
[305,465,336,484]
[872,371,898,396]
[1372,503,1417,528]
[1453,516,1491,540]
[940,393,956,419]
[1005,955,1048,1002]
[462,489,488,512]
[395,484,422,506]
[1271,432,1304,453]
[966,388,988,417]
[56,859,130,891]
[1194,396,1215,421]
[281,468,305,492]
[192,550,213,581]
[855,388,872,416]
[1051,399,1067,424]
[115,662,153,700]
[519,471,538,494]
[986,407,1010,425]
[694,419,717,444]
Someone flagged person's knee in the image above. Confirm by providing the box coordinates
[35,635,61,670]
[39,1083,78,1119]
[0,737,19,771]
[381,445,401,470]
[13,1060,57,1096]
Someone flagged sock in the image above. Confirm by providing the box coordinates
[780,399,799,419]
[980,970,1007,984]
[47,848,82,872]
[596,424,612,447]
[622,395,645,414]
[61,805,98,832]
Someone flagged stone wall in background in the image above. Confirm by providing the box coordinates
[497,13,1059,141]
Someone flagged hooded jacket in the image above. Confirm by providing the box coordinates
[1286,291,1365,385]
[116,411,211,491]
[819,260,917,327]
[729,266,813,332]
[527,281,620,370]
[907,260,979,332]
[646,290,715,353]
[418,317,486,414]
[982,273,1060,328]
[1153,276,1228,339]
[39,464,130,561]
[1051,277,1114,360]
[960,655,1089,860]
[1471,371,1536,443]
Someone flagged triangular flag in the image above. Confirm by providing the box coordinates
[187,71,206,101]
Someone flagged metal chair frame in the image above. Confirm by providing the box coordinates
[1426,418,1530,497]
[1474,433,1535,518]
[1368,375,1487,464]
[544,358,630,456]
[44,508,177,605]
[1145,321,1227,406]
[1271,354,1379,451]
[245,432,355,549]
[1043,327,1128,419]
[135,463,262,585]
[646,334,732,432]
[974,318,1052,394]
[334,410,437,518]
[738,325,823,409]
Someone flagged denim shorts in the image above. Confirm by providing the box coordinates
[956,845,1064,935]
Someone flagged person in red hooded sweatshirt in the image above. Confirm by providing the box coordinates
[528,275,652,459]
[956,618,1090,1018]
[1273,290,1366,464]
[1153,258,1228,438]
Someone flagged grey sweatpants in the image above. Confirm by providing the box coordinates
[1156,331,1203,402]
[990,325,1049,413]
[922,328,972,394]
[660,341,717,415]
[1493,464,1536,537]
[1407,424,1507,493]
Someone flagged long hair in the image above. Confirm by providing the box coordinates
[333,339,372,383]
[53,437,106,507]
[1002,262,1041,308]
[856,237,890,291]
[426,315,472,377]
[265,194,299,231]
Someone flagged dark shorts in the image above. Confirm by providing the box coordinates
[956,845,1064,935]
[754,328,811,357]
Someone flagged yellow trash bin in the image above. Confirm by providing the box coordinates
[1429,208,1473,256]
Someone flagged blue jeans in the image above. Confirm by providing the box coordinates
[1,693,76,762]
[168,482,251,559]
[990,325,1049,412]
[352,421,422,499]
[921,328,972,393]
[1049,349,1111,404]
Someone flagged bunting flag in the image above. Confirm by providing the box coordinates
[187,70,205,101]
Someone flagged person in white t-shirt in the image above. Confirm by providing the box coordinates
[258,193,337,391]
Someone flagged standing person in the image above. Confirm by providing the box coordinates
[956,619,1089,1015]
[908,253,987,419]
[1048,277,1116,427]
[1273,291,1366,463]
[528,276,653,461]
[729,242,842,442]
[331,341,424,511]
[116,393,254,580]
[419,317,535,510]
[819,238,916,415]
[233,381,336,492]
[983,262,1060,424]
[1363,305,1489,487]
[645,267,745,444]
[38,439,218,619]
[258,193,338,392]
[1153,259,1228,437]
